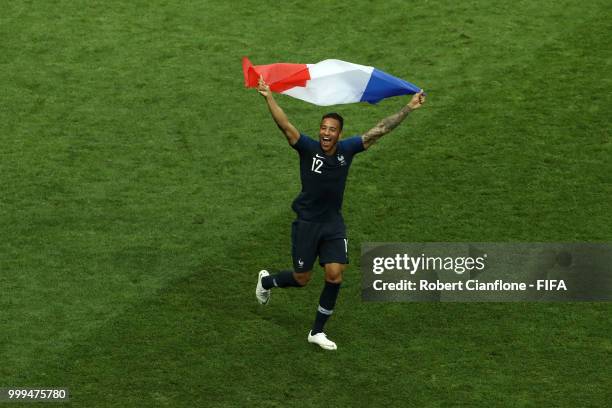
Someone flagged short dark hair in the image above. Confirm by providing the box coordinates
[321,112,344,130]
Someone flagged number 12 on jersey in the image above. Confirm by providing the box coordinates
[311,157,323,174]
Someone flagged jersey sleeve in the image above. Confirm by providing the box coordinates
[341,136,366,156]
[291,133,318,153]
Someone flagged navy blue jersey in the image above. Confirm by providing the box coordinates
[291,133,365,221]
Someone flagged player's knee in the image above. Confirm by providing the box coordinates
[293,271,312,286]
[324,269,343,284]
[325,274,343,284]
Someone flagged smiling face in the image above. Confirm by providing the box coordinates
[319,117,342,154]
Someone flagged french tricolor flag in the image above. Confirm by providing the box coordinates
[243,57,421,106]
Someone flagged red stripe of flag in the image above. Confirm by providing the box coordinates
[242,57,310,93]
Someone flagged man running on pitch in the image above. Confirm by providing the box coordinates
[255,76,426,350]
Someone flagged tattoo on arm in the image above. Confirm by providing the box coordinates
[362,105,413,149]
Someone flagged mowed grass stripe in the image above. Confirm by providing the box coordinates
[346,1,611,243]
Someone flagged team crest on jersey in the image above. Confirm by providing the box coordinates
[337,154,346,166]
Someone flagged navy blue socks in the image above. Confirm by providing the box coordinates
[261,272,342,334]
[311,281,341,334]
[261,270,301,289]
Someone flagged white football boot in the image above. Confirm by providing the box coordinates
[308,331,337,350]
[255,270,271,305]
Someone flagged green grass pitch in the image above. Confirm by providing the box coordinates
[1,0,610,406]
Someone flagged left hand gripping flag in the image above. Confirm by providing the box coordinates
[243,57,421,106]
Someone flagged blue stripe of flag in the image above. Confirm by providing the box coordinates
[360,68,421,104]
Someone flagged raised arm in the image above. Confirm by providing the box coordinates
[257,76,300,145]
[361,90,426,149]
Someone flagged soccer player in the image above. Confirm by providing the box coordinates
[254,76,426,350]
